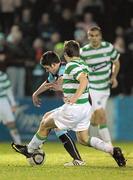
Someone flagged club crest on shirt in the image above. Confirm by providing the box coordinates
[97,100,101,105]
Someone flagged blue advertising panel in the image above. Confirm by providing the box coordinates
[1,96,133,142]
[114,96,133,141]
[0,97,64,142]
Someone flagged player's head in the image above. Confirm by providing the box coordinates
[64,40,80,62]
[40,51,61,74]
[87,25,102,47]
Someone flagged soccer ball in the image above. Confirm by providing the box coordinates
[27,149,45,166]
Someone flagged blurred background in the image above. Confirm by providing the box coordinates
[0,0,133,142]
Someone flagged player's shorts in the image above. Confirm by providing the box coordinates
[0,98,15,124]
[49,102,92,132]
[54,128,68,137]
[89,89,110,111]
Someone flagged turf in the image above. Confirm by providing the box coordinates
[0,142,133,180]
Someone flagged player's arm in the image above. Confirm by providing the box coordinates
[33,80,52,96]
[6,87,17,112]
[110,43,120,88]
[110,59,120,88]
[50,76,63,92]
[32,80,52,107]
[67,73,88,104]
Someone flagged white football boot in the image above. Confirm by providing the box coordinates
[64,159,86,166]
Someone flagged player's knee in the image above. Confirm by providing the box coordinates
[77,136,88,146]
[90,113,98,126]
[40,119,47,130]
[43,112,51,119]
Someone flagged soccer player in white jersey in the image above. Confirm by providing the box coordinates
[80,26,120,145]
[0,71,21,143]
[12,40,126,167]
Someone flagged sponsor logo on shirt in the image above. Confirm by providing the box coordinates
[91,62,107,72]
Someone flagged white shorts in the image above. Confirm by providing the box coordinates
[89,89,110,111]
[49,102,92,132]
[0,98,15,124]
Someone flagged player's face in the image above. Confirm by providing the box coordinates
[43,64,58,74]
[87,30,102,47]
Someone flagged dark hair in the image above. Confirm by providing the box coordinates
[64,40,80,57]
[40,51,60,66]
[88,25,102,33]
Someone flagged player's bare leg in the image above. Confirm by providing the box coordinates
[91,108,112,145]
[12,115,55,157]
[12,113,84,165]
[76,130,126,167]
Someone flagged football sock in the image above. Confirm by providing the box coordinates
[88,137,113,154]
[28,132,47,153]
[9,128,21,144]
[89,124,98,137]
[98,124,112,145]
[59,133,82,160]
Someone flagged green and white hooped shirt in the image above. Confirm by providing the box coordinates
[63,59,89,104]
[80,41,120,91]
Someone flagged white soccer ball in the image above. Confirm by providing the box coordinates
[27,149,45,166]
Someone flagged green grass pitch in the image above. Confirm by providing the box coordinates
[0,142,133,180]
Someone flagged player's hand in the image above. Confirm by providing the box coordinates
[45,83,53,88]
[0,54,6,61]
[50,82,63,91]
[57,77,63,85]
[11,106,17,112]
[49,77,63,91]
[64,96,77,104]
[110,76,118,88]
[32,93,41,107]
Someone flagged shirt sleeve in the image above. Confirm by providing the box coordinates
[80,48,85,60]
[66,62,83,80]
[110,43,120,62]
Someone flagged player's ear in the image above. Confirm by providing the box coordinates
[51,64,55,68]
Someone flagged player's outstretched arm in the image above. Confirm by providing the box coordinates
[32,81,52,107]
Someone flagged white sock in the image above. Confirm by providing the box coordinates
[28,133,47,153]
[10,129,21,144]
[99,127,112,145]
[89,124,99,137]
[89,137,113,154]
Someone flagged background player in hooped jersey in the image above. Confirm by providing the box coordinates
[14,51,85,166]
[12,40,126,167]
[0,71,21,144]
[80,26,120,145]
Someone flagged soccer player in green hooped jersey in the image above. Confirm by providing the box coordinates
[80,26,120,145]
[12,40,126,167]
[0,71,21,144]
